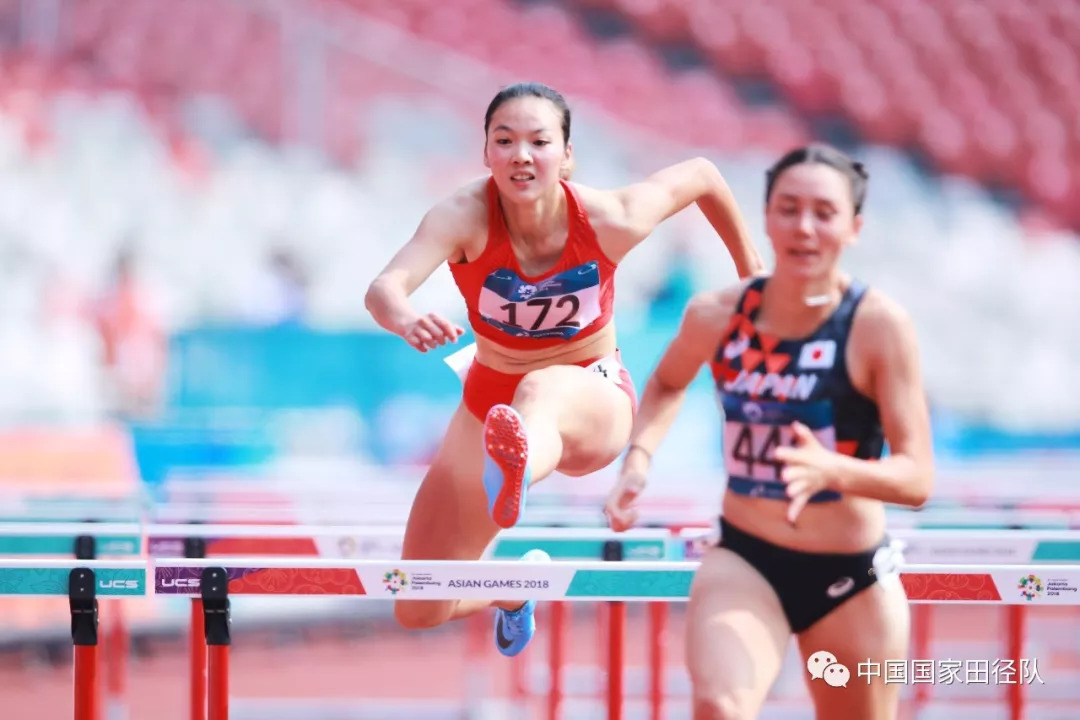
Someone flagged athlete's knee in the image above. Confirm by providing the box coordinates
[692,694,754,720]
[393,600,451,631]
[513,366,566,407]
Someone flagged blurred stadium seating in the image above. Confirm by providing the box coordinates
[0,0,1073,450]
[572,0,1080,229]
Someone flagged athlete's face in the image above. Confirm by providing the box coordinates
[484,97,572,202]
[765,163,862,279]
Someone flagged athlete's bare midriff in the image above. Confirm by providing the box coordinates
[722,492,887,554]
[473,322,618,374]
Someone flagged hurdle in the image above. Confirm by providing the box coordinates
[2,547,1078,719]
[0,523,143,557]
[888,528,1080,720]
[9,517,1080,719]
[0,522,143,720]
[0,493,147,524]
[145,523,683,720]
[149,556,1080,720]
[138,522,1080,720]
[0,559,147,720]
[151,556,696,720]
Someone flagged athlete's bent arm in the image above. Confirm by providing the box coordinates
[777,301,934,517]
[627,294,722,458]
[832,303,934,505]
[365,197,469,352]
[605,292,731,530]
[611,157,764,278]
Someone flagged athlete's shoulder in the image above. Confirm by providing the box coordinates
[853,286,913,331]
[415,177,490,251]
[565,182,630,232]
[436,176,490,223]
[683,278,758,335]
[850,285,920,356]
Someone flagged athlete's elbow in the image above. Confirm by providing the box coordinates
[365,275,396,312]
[691,157,723,193]
[904,469,934,508]
[364,276,400,326]
[363,279,383,318]
[649,371,689,401]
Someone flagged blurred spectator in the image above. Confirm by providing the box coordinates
[236,246,309,326]
[91,246,167,419]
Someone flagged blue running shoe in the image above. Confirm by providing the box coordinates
[493,549,550,657]
[483,404,531,528]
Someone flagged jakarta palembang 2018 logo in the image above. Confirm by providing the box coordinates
[1018,574,1043,601]
[383,569,408,595]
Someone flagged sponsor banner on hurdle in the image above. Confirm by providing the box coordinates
[0,523,142,556]
[0,560,147,596]
[152,558,698,601]
[152,559,1080,604]
[157,565,369,595]
[146,525,676,562]
[900,566,1080,603]
[0,499,143,523]
[490,528,672,561]
[675,528,1080,565]
[146,525,1080,575]
[893,530,1080,564]
[147,525,405,560]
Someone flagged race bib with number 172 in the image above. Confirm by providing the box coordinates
[478,262,602,340]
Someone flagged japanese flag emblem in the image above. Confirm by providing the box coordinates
[798,340,836,370]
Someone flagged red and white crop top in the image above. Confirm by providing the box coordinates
[448,177,618,350]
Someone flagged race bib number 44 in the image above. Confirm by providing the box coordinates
[478,262,602,340]
[721,396,836,482]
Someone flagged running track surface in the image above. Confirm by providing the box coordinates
[1,605,1078,719]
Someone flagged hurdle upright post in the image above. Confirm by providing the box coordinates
[910,604,932,715]
[186,537,208,720]
[647,601,666,720]
[647,523,672,720]
[545,524,569,720]
[69,566,100,720]
[201,567,231,720]
[1007,605,1025,720]
[73,533,107,720]
[603,540,625,720]
[103,600,129,720]
[547,600,566,720]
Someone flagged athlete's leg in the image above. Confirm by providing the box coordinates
[394,403,518,630]
[685,547,791,720]
[514,363,634,478]
[483,362,634,528]
[796,574,910,720]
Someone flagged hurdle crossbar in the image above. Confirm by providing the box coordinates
[148,558,1080,604]
[144,523,1080,563]
[0,523,143,556]
[145,523,679,560]
[0,559,147,596]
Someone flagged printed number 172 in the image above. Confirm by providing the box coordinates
[500,296,580,331]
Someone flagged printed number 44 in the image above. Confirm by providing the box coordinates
[732,425,786,480]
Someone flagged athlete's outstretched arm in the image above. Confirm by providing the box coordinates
[605,291,734,530]
[777,300,934,520]
[609,157,764,278]
[365,197,470,352]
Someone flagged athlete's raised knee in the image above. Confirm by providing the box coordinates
[393,600,452,631]
[693,694,754,720]
[512,366,566,408]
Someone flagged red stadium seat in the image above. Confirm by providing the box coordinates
[590,0,1077,228]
